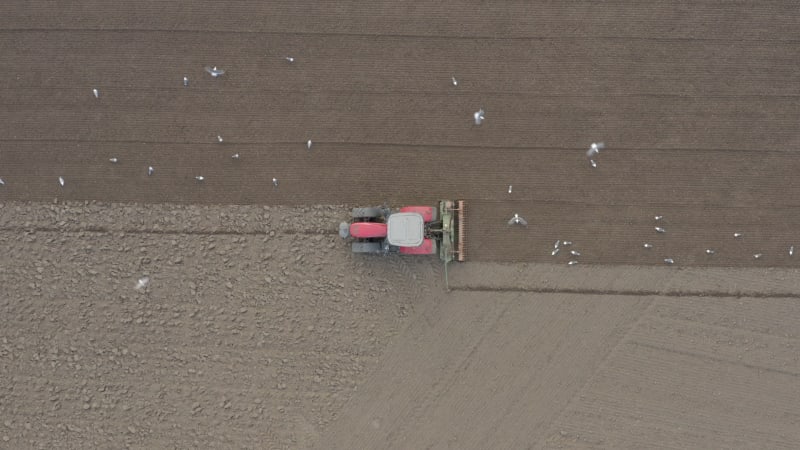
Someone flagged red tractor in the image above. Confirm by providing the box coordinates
[339,200,465,263]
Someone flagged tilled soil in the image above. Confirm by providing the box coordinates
[2,1,800,449]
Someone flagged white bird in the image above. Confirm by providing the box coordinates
[568,260,579,266]
[508,185,512,194]
[451,76,458,86]
[473,108,485,125]
[753,253,762,259]
[643,243,653,248]
[570,250,581,256]
[508,213,527,226]
[205,66,225,77]
[551,248,560,256]
[195,175,205,182]
[664,258,674,265]
[734,232,743,238]
[562,241,573,246]
[147,166,155,176]
[705,249,715,255]
[654,215,663,221]
[231,153,240,160]
[134,276,150,291]
[58,176,65,187]
[0,177,5,186]
[272,177,278,188]
[92,88,99,98]
[790,245,794,256]
[589,159,597,168]
[109,157,118,163]
[554,240,560,249]
[183,76,189,87]
[285,56,295,63]
[217,135,224,143]
[586,142,605,157]
[655,227,666,233]
[307,139,312,150]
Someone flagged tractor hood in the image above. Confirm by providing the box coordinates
[387,213,424,247]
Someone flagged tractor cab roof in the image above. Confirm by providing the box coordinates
[387,212,424,247]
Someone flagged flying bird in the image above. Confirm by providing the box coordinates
[586,142,605,157]
[134,276,150,291]
[204,66,225,78]
[473,108,485,125]
[508,213,527,226]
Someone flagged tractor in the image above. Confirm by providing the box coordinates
[339,200,465,264]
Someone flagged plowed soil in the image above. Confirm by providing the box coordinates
[1,1,799,449]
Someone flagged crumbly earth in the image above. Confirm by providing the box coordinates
[2,1,800,449]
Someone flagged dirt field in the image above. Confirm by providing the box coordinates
[1,1,799,449]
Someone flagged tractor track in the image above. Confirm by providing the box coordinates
[448,285,800,300]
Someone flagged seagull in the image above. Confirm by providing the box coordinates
[272,177,278,188]
[734,232,743,238]
[473,108,485,126]
[568,260,579,266]
[147,166,155,176]
[551,248,560,256]
[508,213,527,226]
[217,135,224,143]
[508,185,512,194]
[307,139,312,150]
[790,245,794,256]
[285,56,295,63]
[664,258,674,265]
[654,215,663,221]
[753,253,763,259]
[586,142,605,157]
[705,249,715,255]
[451,76,458,86]
[570,250,581,256]
[183,76,189,87]
[562,241,573,246]
[204,66,225,78]
[554,240,560,249]
[589,159,597,168]
[92,88,99,98]
[231,153,240,160]
[109,157,118,163]
[58,176,65,187]
[195,175,205,182]
[655,227,666,233]
[134,276,150,291]
[0,177,5,186]
[643,243,653,248]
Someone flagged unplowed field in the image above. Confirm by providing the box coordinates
[1,1,799,449]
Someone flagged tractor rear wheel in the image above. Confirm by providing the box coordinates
[351,207,383,219]
[352,241,383,254]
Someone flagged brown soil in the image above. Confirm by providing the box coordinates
[1,2,799,449]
